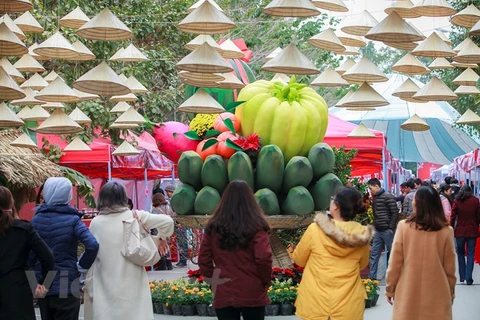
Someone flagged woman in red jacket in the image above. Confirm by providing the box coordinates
[199,180,272,320]
[451,185,480,285]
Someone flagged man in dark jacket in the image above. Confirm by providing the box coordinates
[367,178,398,280]
[31,177,99,320]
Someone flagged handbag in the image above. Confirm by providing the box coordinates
[121,210,161,266]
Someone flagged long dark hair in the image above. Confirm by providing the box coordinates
[0,186,15,235]
[333,187,366,221]
[205,180,270,251]
[456,185,472,201]
[406,186,448,231]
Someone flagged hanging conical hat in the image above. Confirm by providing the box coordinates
[11,87,44,106]
[456,109,480,124]
[311,67,349,87]
[452,67,479,86]
[341,10,378,37]
[59,7,90,29]
[341,82,389,108]
[336,58,356,75]
[109,43,148,62]
[178,1,236,34]
[434,30,452,46]
[177,88,225,113]
[188,0,223,13]
[454,86,480,95]
[0,66,24,100]
[36,109,82,134]
[10,132,37,149]
[0,14,25,40]
[262,43,319,75]
[109,47,124,60]
[13,54,45,73]
[219,39,245,59]
[71,41,95,61]
[0,22,27,56]
[348,123,375,138]
[22,105,49,121]
[185,35,222,52]
[69,107,91,124]
[0,0,33,13]
[64,137,91,151]
[76,8,133,41]
[110,101,131,113]
[384,0,421,18]
[20,73,48,90]
[451,61,478,68]
[401,114,430,131]
[451,4,480,28]
[428,57,454,69]
[263,0,320,17]
[342,57,388,83]
[0,102,24,127]
[411,32,455,57]
[178,70,225,82]
[453,40,480,64]
[308,28,346,52]
[118,73,128,82]
[346,107,376,111]
[73,89,99,102]
[33,31,79,59]
[384,41,418,51]
[217,72,245,89]
[14,11,43,33]
[36,77,79,103]
[411,0,457,17]
[115,107,146,124]
[16,105,30,118]
[334,45,360,56]
[266,47,283,61]
[454,37,474,53]
[125,75,148,94]
[413,76,457,101]
[73,61,130,96]
[470,17,480,37]
[0,57,24,83]
[336,29,366,47]
[109,93,138,102]
[44,71,64,83]
[181,77,219,88]
[408,22,426,40]
[109,122,139,129]
[365,11,424,43]
[271,73,290,83]
[391,53,430,75]
[28,43,49,61]
[392,78,423,102]
[335,91,354,107]
[41,101,65,109]
[112,140,140,156]
[176,43,234,74]
[312,0,348,12]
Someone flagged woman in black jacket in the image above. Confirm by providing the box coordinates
[0,186,54,320]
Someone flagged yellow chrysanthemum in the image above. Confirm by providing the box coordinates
[189,113,219,137]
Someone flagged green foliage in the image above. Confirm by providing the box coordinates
[332,146,357,185]
[41,137,63,163]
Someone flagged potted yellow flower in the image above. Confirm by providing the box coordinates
[149,280,163,314]
[363,278,380,308]
[179,285,197,316]
[194,282,213,316]
[165,281,183,316]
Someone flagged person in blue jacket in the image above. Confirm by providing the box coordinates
[31,177,99,320]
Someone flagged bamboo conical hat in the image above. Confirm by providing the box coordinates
[312,0,348,12]
[0,57,24,83]
[178,1,236,34]
[109,47,124,60]
[336,58,356,75]
[33,31,79,59]
[20,73,48,90]
[36,77,79,103]
[64,137,91,151]
[365,11,424,43]
[428,57,454,69]
[185,35,221,52]
[348,123,376,138]
[176,43,233,74]
[336,29,366,47]
[217,72,245,89]
[0,102,24,127]
[28,43,49,61]
[452,67,479,86]
[14,11,43,33]
[16,105,30,118]
[71,41,95,61]
[177,88,225,113]
[408,22,426,40]
[311,67,349,87]
[44,71,64,83]
[69,107,91,124]
[109,92,138,102]
[308,28,346,52]
[411,0,457,17]
[10,132,37,149]
[112,140,140,156]
[334,45,360,56]
[73,88,99,101]
[109,122,139,129]
[22,105,49,121]
[178,70,225,82]
[0,0,33,13]
[384,0,421,19]
[342,57,388,83]
[0,14,25,40]
[455,86,480,95]
[0,22,27,56]
[119,73,128,82]
[263,0,320,18]
[11,87,44,106]
[454,37,474,53]
[262,43,319,75]
[413,76,457,101]
[0,66,24,99]
[469,17,480,37]
[434,30,452,46]
[384,41,418,51]
[110,101,131,113]
[41,101,65,109]
[341,10,378,37]
[188,0,223,13]
[401,114,430,131]
[346,107,376,111]
[115,106,146,124]
[36,109,82,134]
[392,78,421,100]
[271,73,290,83]
[59,7,90,29]
[124,75,148,94]
[181,77,219,88]
[73,61,130,96]
[219,39,245,59]
[109,43,148,62]
[76,8,133,41]
[411,32,455,57]
[456,109,480,124]
[341,82,389,108]
[451,4,480,28]
[13,54,45,73]
[391,53,430,75]
[453,40,480,64]
[335,90,354,107]
[266,47,283,61]
[451,61,478,68]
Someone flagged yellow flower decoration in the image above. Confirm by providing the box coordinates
[189,113,219,137]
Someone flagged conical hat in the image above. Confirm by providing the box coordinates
[71,41,95,61]
[409,22,426,40]
[217,72,244,89]
[0,66,25,100]
[22,105,49,121]
[452,67,479,86]
[109,43,148,62]
[44,71,64,83]
[434,30,451,46]
[41,101,65,109]
[311,67,349,87]
[384,41,418,51]
[64,137,91,151]
[392,78,421,100]
[11,87,45,106]
[266,47,283,61]
[469,17,480,37]
[59,7,90,29]
[181,77,219,88]
[36,109,82,134]
[411,0,457,17]
[336,29,366,47]
[109,92,138,102]
[335,91,354,107]
[454,86,480,95]
[412,76,457,101]
[10,132,37,149]
[348,123,375,138]
[69,107,91,124]
[451,4,480,28]
[451,61,478,68]
[13,54,45,73]
[312,0,348,12]
[0,102,24,127]
[28,43,49,61]
[365,11,424,43]
[36,77,80,103]
[308,28,346,52]
[188,0,223,13]
[112,140,140,156]
[271,73,290,83]
[262,43,319,75]
[110,101,131,113]
[0,22,27,56]
[125,75,148,93]
[119,73,128,82]
[456,109,480,124]
[20,73,48,90]
[391,53,430,75]
[263,0,320,18]
[0,57,24,83]
[428,57,454,69]
[454,37,474,53]
[178,70,225,82]
[14,11,43,33]
[341,82,389,108]
[178,1,236,34]
[177,88,225,113]
[452,40,480,64]
[73,61,130,96]
[341,10,378,36]
[115,107,146,124]
[33,31,79,59]
[219,39,245,59]
[336,58,356,75]
[185,35,221,52]
[16,106,30,118]
[346,107,376,111]
[342,57,388,83]
[109,47,124,61]
[411,32,455,57]
[0,14,25,40]
[175,43,234,74]
[0,0,33,13]
[401,114,430,131]
[109,122,139,129]
[76,8,133,41]
[384,0,421,18]
[334,45,360,56]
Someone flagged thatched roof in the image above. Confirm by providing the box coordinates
[0,129,63,189]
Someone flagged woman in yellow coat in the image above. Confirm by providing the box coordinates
[293,187,374,320]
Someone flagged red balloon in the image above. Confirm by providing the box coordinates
[153,121,200,164]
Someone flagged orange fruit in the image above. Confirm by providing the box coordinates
[196,140,218,161]
[213,112,241,133]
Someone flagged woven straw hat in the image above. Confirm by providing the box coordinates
[59,7,90,29]
[36,77,80,103]
[0,22,27,56]
[334,45,360,56]
[177,88,225,113]
[22,105,49,121]
[125,75,148,94]
[392,78,422,102]
[454,37,474,53]
[453,40,480,64]
[16,105,30,118]
[312,0,348,12]
[451,61,478,68]
[0,57,24,83]
[0,14,25,40]
[456,109,480,124]
[11,87,45,106]
[346,107,376,111]
[311,67,349,87]
[13,54,45,73]
[411,0,457,17]
[342,57,388,83]
[109,92,138,102]
[335,91,354,107]
[41,101,65,109]
[219,39,245,59]
[36,109,83,134]
[217,72,245,89]
[470,18,480,37]
[178,1,236,34]
[112,140,140,156]
[365,11,424,43]
[455,86,480,95]
[188,0,223,13]
[181,77,219,88]
[0,102,24,127]
[0,66,25,100]
[262,43,319,75]
[384,0,421,18]
[341,82,389,108]
[77,8,133,41]
[44,71,64,83]
[348,123,375,138]
[336,29,366,47]
[110,101,131,113]
[64,137,91,151]
[109,122,139,129]
[384,41,418,51]
[14,12,43,33]
[185,35,222,52]
[72,88,99,101]
[341,10,378,36]
[428,57,454,70]
[115,106,146,124]
[28,43,49,61]
[109,43,148,62]
[452,67,479,86]
[33,31,79,59]
[411,32,455,58]
[263,0,320,18]
[308,28,346,52]
[412,76,457,101]
[266,47,283,61]
[271,73,290,83]
[178,70,225,82]
[69,107,91,124]
[20,73,48,90]
[434,30,451,46]
[73,61,130,96]
[391,53,430,75]
[0,0,33,13]
[401,114,430,131]
[10,132,37,149]
[336,58,356,75]
[71,41,95,61]
[176,43,233,74]
[451,4,480,28]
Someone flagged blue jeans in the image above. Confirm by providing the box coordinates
[369,229,394,279]
[455,237,477,283]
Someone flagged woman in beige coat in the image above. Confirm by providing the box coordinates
[386,186,456,320]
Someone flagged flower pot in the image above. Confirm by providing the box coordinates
[182,305,196,316]
[265,304,280,316]
[371,294,379,307]
[279,303,294,316]
[162,303,172,315]
[153,302,163,314]
[171,304,183,316]
[207,305,217,317]
[196,304,208,316]
[365,299,373,308]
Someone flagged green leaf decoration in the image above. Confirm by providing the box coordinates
[223,118,236,135]
[225,100,245,112]
[202,138,218,151]
[226,138,243,151]
[205,129,222,138]
[183,131,201,140]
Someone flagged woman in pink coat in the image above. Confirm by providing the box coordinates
[439,184,453,221]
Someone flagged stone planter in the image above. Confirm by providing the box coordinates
[162,303,172,315]
[265,304,280,316]
[182,305,196,316]
[171,304,183,316]
[207,305,217,317]
[196,304,208,316]
[279,303,294,316]
[153,302,163,314]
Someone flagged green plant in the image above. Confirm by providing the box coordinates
[41,138,63,163]
[268,279,298,305]
[363,278,380,300]
[332,146,358,185]
[150,280,165,303]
